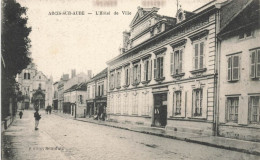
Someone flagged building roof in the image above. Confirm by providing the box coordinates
[64,82,87,93]
[88,68,107,83]
[220,0,252,32]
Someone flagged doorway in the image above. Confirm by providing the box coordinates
[153,93,167,127]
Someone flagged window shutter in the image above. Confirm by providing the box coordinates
[154,59,157,79]
[172,93,175,116]
[227,57,232,81]
[250,51,256,78]
[174,51,177,74]
[138,63,141,83]
[131,67,133,84]
[143,61,147,81]
[180,49,183,73]
[170,52,174,75]
[192,90,194,117]
[232,55,239,80]
[161,57,164,77]
[199,42,204,69]
[149,60,152,80]
[248,96,251,123]
[195,44,199,70]
[257,49,260,77]
[225,98,228,122]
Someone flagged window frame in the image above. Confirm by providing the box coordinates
[154,53,165,80]
[250,49,260,79]
[173,91,182,116]
[226,97,239,123]
[249,95,260,124]
[193,89,203,117]
[193,40,205,70]
[227,53,240,82]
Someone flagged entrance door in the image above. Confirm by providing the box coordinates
[153,93,167,127]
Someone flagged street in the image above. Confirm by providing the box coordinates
[2,110,259,160]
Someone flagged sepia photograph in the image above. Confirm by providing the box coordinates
[1,0,260,159]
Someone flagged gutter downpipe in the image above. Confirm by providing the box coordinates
[213,5,221,136]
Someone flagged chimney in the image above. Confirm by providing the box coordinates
[71,69,76,78]
[123,31,130,49]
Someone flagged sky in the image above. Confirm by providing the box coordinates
[17,0,212,82]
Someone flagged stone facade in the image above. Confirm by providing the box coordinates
[17,63,53,109]
[107,3,220,135]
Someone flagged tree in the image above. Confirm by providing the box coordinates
[1,0,31,120]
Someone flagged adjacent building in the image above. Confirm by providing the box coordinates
[217,0,260,141]
[53,81,59,110]
[17,63,53,109]
[64,82,88,117]
[86,68,108,118]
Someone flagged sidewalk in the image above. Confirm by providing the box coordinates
[54,112,260,156]
[2,110,71,160]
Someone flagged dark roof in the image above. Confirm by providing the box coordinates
[64,82,87,93]
[220,0,252,31]
[88,68,107,83]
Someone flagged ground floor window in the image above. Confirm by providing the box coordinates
[173,91,182,116]
[250,96,260,123]
[193,89,203,117]
[227,97,239,123]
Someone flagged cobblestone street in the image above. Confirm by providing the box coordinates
[2,110,259,160]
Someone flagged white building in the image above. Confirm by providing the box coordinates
[17,63,53,109]
[217,0,260,141]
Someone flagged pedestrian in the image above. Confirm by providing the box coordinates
[49,106,52,114]
[34,109,41,130]
[45,108,48,114]
[19,111,23,119]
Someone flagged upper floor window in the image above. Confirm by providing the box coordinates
[154,55,164,80]
[132,63,141,85]
[227,54,240,81]
[193,41,205,70]
[250,49,260,79]
[110,72,114,90]
[124,66,130,86]
[171,48,183,75]
[227,97,239,123]
[39,76,41,79]
[239,29,253,40]
[143,59,152,82]
[79,95,83,104]
[116,70,121,88]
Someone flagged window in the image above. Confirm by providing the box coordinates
[110,72,114,89]
[239,29,253,39]
[171,49,183,75]
[143,59,152,81]
[28,73,30,79]
[193,41,204,70]
[79,95,83,104]
[227,54,240,81]
[250,49,260,79]
[173,91,182,115]
[125,67,130,86]
[193,89,203,117]
[227,97,239,123]
[92,86,95,98]
[39,76,41,79]
[249,96,260,123]
[154,56,164,79]
[116,70,121,88]
[132,63,141,85]
[24,73,27,79]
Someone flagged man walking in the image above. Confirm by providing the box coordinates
[34,109,41,130]
[19,111,23,119]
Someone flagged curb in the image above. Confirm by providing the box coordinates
[56,114,260,156]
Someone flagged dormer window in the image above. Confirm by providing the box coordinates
[178,12,183,21]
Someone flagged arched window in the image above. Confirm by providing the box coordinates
[24,73,27,79]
